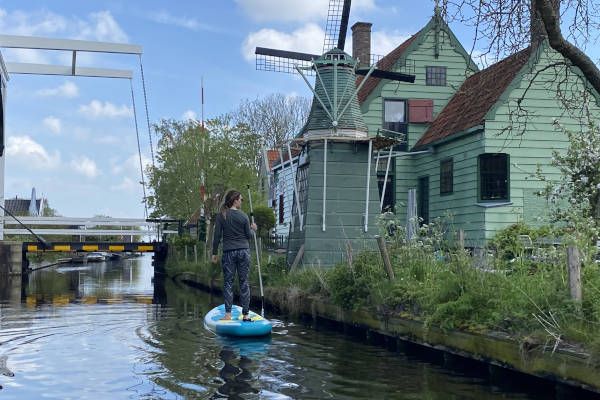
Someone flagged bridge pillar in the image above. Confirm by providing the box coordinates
[0,241,24,275]
[152,242,168,275]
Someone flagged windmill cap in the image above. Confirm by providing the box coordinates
[314,48,356,66]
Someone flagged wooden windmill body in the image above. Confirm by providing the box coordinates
[285,49,383,267]
[255,0,415,267]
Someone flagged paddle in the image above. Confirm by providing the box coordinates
[246,185,265,317]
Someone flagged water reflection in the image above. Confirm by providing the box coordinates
[214,348,258,399]
[0,255,593,399]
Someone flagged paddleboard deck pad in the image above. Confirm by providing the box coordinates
[204,304,272,337]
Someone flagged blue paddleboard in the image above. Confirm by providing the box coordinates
[204,304,272,337]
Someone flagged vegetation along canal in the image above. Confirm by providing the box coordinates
[0,254,594,399]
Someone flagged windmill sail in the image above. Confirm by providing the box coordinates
[323,0,352,52]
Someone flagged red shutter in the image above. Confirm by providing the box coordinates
[409,99,434,123]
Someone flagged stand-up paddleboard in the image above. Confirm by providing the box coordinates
[204,304,272,337]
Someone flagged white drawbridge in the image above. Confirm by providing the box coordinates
[0,34,156,240]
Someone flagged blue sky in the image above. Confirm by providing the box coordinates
[1,0,588,219]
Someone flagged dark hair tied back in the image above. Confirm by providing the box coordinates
[220,190,241,218]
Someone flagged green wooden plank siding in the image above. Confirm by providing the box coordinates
[408,133,486,247]
[481,44,600,242]
[287,141,380,266]
[360,22,478,242]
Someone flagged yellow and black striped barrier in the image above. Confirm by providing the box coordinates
[23,242,160,253]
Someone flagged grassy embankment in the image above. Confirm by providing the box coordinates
[165,221,600,364]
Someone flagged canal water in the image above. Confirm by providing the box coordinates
[0,255,595,399]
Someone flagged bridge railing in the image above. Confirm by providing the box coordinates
[1,216,178,237]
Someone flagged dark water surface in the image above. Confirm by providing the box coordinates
[0,255,595,399]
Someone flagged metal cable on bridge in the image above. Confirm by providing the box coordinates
[139,54,156,169]
[130,78,149,219]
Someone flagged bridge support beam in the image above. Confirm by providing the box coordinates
[0,241,25,275]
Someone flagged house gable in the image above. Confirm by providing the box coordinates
[414,47,532,150]
[358,14,479,146]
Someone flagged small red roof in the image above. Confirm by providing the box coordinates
[356,33,420,105]
[268,148,301,170]
[414,47,532,149]
[266,150,280,170]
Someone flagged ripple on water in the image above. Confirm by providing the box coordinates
[0,256,590,399]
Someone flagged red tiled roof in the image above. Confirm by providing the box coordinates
[271,148,300,170]
[356,33,420,104]
[414,47,532,149]
[266,150,280,170]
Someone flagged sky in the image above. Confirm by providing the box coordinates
[1,0,592,219]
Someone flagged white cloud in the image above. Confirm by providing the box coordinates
[182,110,198,121]
[70,156,100,178]
[371,31,411,57]
[75,11,128,42]
[243,23,324,62]
[3,48,50,64]
[6,136,61,170]
[0,8,67,36]
[79,100,133,119]
[0,9,128,64]
[235,0,375,22]
[112,153,151,176]
[35,81,80,98]
[146,11,219,32]
[94,135,120,144]
[110,177,138,194]
[43,116,61,134]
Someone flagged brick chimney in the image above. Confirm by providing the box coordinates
[351,22,372,68]
[531,0,559,48]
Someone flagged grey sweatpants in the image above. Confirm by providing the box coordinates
[221,248,251,315]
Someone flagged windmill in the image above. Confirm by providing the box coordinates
[255,0,416,267]
[256,0,414,82]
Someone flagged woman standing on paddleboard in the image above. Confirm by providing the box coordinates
[211,189,257,321]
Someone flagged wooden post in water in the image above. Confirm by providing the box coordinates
[567,246,582,302]
[376,236,395,281]
[194,245,198,263]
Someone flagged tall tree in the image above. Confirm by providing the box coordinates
[146,117,260,220]
[442,0,600,95]
[229,93,310,150]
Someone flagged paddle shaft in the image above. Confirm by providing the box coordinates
[247,185,264,317]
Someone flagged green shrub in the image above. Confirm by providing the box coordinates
[327,251,386,310]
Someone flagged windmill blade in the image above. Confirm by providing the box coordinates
[255,47,319,74]
[356,68,415,83]
[323,0,352,53]
[337,0,352,50]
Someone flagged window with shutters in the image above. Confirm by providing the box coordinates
[383,99,407,151]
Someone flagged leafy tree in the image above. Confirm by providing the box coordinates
[251,205,276,238]
[146,117,261,220]
[536,117,600,221]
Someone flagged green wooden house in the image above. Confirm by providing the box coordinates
[357,11,600,247]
